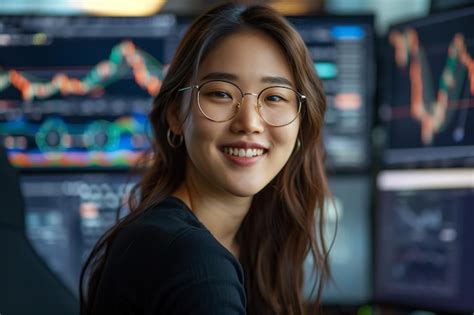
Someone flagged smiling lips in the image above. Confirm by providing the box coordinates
[220,142,268,166]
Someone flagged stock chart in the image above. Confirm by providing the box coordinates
[380,8,474,167]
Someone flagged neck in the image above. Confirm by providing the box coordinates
[172,180,251,259]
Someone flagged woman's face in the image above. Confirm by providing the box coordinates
[172,30,300,198]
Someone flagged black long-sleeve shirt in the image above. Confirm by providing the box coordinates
[91,197,246,314]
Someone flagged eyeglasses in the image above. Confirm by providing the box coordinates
[178,79,305,127]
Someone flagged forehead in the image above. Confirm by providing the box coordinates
[197,30,295,86]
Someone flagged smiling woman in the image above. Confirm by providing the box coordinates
[80,2,330,315]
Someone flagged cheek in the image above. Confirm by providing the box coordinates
[182,108,221,153]
[269,129,298,169]
[187,113,208,137]
[273,122,299,149]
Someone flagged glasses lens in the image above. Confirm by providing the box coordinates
[258,87,300,126]
[198,81,241,122]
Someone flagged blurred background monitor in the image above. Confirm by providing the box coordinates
[375,168,474,313]
[20,173,375,302]
[20,172,137,295]
[0,15,186,169]
[379,7,474,168]
[0,14,375,172]
[304,175,372,305]
[20,174,374,301]
[288,16,375,172]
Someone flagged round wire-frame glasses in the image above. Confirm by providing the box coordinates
[178,79,305,127]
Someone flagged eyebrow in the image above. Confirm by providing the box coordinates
[200,72,238,82]
[261,76,293,87]
[200,72,294,87]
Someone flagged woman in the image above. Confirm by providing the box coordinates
[80,2,330,314]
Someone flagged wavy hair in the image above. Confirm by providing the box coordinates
[80,3,330,314]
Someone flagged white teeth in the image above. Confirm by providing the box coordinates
[223,146,266,157]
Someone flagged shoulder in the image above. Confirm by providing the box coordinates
[104,198,246,313]
[151,228,246,314]
[107,196,244,283]
[108,197,206,265]
[166,227,244,282]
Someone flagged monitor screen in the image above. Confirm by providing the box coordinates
[20,174,373,302]
[0,15,375,172]
[289,16,375,172]
[0,15,184,169]
[304,175,372,304]
[20,172,137,295]
[380,8,474,167]
[375,168,474,313]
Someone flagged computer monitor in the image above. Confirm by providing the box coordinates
[20,172,138,295]
[288,16,375,172]
[304,175,372,304]
[0,15,375,172]
[0,15,183,169]
[380,7,474,167]
[375,168,474,313]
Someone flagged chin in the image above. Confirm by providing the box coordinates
[224,182,268,198]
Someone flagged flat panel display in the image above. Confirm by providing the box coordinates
[289,16,375,171]
[304,176,372,304]
[375,168,474,313]
[380,8,474,167]
[21,172,137,295]
[0,15,375,172]
[0,15,181,169]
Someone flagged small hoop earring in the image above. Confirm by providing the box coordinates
[167,129,183,148]
[295,138,302,152]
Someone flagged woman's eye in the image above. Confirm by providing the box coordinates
[266,95,285,102]
[210,91,231,98]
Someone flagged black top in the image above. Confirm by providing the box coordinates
[91,197,247,315]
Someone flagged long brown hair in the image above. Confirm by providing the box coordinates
[80,3,330,314]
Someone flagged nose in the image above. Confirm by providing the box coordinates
[229,93,264,134]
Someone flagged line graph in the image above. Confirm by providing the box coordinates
[389,29,474,145]
[0,40,165,100]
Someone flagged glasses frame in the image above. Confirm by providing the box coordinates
[178,79,306,127]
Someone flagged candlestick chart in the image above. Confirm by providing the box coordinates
[389,30,473,145]
[381,10,474,166]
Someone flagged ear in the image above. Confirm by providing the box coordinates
[165,103,183,135]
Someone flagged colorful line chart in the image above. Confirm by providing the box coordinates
[389,29,474,145]
[0,39,168,168]
[0,40,165,101]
